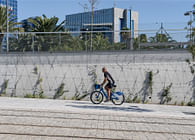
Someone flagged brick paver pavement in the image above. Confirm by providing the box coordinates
[0,97,194,140]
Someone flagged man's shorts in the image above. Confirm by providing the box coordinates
[105,83,113,89]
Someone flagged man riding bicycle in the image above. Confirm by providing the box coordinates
[101,67,115,102]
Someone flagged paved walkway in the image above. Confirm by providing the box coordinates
[0,97,194,140]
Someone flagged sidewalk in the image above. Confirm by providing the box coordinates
[0,97,194,140]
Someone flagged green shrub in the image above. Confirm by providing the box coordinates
[0,79,9,95]
[39,86,45,99]
[148,71,153,95]
[160,83,172,104]
[126,97,133,103]
[3,80,9,89]
[130,96,141,103]
[24,94,35,98]
[144,100,149,104]
[190,66,195,74]
[33,66,38,75]
[136,98,141,103]
[24,93,46,99]
[39,91,45,99]
[53,83,66,99]
[181,101,185,106]
[187,101,195,106]
[132,96,138,102]
[185,59,191,64]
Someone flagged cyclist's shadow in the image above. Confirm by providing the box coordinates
[66,102,153,113]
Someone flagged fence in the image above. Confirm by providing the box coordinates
[0,29,190,53]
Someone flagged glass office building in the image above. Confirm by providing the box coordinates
[0,0,17,51]
[0,0,18,21]
[65,8,138,42]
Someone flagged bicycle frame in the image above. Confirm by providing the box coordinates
[98,87,119,100]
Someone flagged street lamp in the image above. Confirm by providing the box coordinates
[6,0,9,53]
[184,10,195,46]
[184,10,195,16]
[86,28,89,52]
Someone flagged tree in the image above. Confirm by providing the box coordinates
[92,33,110,51]
[0,6,22,48]
[25,14,66,51]
[133,37,139,50]
[120,27,130,42]
[9,34,33,52]
[146,32,177,49]
[156,33,169,42]
[139,34,147,43]
[185,4,195,43]
[185,4,195,61]
[27,14,65,32]
[149,33,172,43]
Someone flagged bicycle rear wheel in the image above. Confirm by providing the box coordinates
[90,91,104,104]
[111,93,125,105]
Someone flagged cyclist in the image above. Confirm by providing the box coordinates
[101,67,115,102]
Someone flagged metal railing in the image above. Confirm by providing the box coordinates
[0,29,190,53]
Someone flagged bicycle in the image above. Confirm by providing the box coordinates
[90,84,125,105]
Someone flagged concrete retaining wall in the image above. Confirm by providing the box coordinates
[0,50,194,105]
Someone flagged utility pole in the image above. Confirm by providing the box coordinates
[90,1,94,51]
[78,2,89,12]
[129,8,132,50]
[189,13,193,47]
[190,14,193,46]
[6,0,9,53]
[88,0,98,51]
[184,10,195,47]
[113,0,116,8]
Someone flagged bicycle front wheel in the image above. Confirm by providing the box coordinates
[90,91,104,104]
[111,93,125,105]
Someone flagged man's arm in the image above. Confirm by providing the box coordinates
[101,78,107,86]
[108,73,115,84]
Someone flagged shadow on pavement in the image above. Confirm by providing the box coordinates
[66,104,153,113]
[70,101,93,105]
[183,112,195,116]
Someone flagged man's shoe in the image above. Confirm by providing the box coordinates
[104,99,110,102]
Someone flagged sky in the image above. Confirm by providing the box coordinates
[18,0,194,31]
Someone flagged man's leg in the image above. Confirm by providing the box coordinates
[105,86,111,100]
[107,88,111,100]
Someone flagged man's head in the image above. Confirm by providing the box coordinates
[102,67,107,73]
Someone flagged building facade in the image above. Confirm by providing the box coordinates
[0,0,18,20]
[65,8,138,42]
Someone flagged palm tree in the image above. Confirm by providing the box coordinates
[27,14,65,32]
[185,4,195,61]
[9,34,33,52]
[0,6,22,47]
[25,14,66,51]
[93,33,110,51]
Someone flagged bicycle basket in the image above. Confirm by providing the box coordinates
[111,84,117,92]
[95,84,101,89]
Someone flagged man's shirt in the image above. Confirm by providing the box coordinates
[104,71,115,84]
